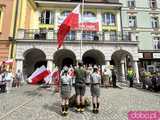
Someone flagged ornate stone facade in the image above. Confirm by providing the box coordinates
[16,40,140,82]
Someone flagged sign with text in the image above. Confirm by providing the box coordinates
[153,53,160,58]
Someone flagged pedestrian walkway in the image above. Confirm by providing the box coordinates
[0,84,160,120]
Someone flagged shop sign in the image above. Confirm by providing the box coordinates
[143,53,153,59]
[138,53,143,58]
[153,53,160,58]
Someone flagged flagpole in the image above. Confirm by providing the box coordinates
[80,0,84,62]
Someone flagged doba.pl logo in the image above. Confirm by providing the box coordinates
[128,111,160,120]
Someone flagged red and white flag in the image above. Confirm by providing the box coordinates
[57,4,80,48]
[28,65,50,84]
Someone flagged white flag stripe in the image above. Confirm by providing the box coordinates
[28,65,46,80]
[72,4,80,14]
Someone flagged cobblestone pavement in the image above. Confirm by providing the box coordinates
[0,83,160,120]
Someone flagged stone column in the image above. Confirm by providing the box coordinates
[16,59,23,72]
[47,60,53,71]
[121,60,125,81]
[133,61,140,83]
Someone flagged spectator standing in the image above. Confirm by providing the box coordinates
[15,69,23,88]
[111,68,117,88]
[127,67,135,87]
[140,68,146,89]
[4,69,13,93]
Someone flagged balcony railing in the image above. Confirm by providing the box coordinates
[16,29,138,42]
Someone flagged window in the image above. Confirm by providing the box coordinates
[151,17,159,29]
[128,0,136,8]
[153,37,160,50]
[40,10,54,24]
[128,16,137,28]
[102,13,116,25]
[149,0,157,9]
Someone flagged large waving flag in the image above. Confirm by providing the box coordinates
[57,4,80,48]
[28,65,50,84]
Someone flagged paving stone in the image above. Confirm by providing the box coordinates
[0,84,160,120]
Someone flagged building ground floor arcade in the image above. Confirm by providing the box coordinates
[15,41,140,83]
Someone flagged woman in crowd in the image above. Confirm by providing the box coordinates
[4,69,13,93]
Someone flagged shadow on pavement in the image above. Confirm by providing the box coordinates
[24,87,43,97]
[43,102,61,115]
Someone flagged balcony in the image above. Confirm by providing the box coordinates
[16,29,138,44]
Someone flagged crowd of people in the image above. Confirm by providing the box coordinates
[60,62,102,115]
[0,63,23,93]
[1,60,160,116]
[140,68,160,92]
[58,62,119,116]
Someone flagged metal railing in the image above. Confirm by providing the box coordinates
[17,29,137,42]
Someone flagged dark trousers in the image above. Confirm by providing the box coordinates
[129,79,133,87]
[112,79,116,87]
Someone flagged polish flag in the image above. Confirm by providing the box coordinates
[57,4,80,48]
[28,65,50,84]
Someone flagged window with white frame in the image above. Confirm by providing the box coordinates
[40,10,54,24]
[128,16,137,27]
[153,37,160,50]
[128,0,136,8]
[149,0,157,9]
[102,13,116,25]
[151,17,159,29]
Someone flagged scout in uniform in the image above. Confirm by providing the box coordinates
[90,67,101,114]
[60,70,72,116]
[75,62,86,112]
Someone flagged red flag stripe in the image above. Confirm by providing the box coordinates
[31,70,50,84]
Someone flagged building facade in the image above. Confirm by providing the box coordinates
[120,0,160,72]
[15,0,140,82]
[0,0,16,61]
